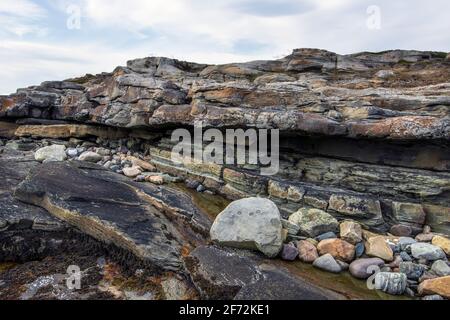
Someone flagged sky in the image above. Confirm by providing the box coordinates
[0,0,449,94]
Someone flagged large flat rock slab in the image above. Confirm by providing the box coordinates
[14,161,210,272]
[185,245,344,300]
[0,147,64,231]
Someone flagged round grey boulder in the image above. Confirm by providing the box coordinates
[210,197,283,258]
[35,145,67,162]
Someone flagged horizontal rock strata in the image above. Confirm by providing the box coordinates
[1,48,449,236]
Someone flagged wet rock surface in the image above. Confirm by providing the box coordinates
[14,161,210,272]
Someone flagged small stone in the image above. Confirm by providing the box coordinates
[419,271,439,283]
[374,272,407,295]
[317,238,355,263]
[78,151,102,163]
[185,179,201,189]
[66,148,78,157]
[415,233,435,242]
[355,242,365,258]
[123,166,142,178]
[146,175,164,185]
[365,236,394,261]
[281,220,300,236]
[375,69,395,79]
[422,295,444,300]
[388,255,403,268]
[336,260,349,271]
[288,208,338,238]
[340,221,362,245]
[431,260,450,277]
[405,287,416,297]
[349,258,385,279]
[423,225,432,234]
[418,276,450,299]
[411,243,446,261]
[399,262,426,280]
[297,240,319,263]
[281,243,299,261]
[196,184,206,193]
[398,237,417,251]
[96,147,111,156]
[315,232,337,242]
[313,254,341,273]
[390,224,413,237]
[35,145,67,162]
[432,235,450,256]
[400,252,413,262]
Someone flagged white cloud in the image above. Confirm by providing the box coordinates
[0,0,449,95]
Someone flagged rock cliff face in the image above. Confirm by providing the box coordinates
[1,48,449,235]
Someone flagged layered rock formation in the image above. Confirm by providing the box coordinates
[1,48,449,237]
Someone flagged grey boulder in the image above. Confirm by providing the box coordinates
[210,197,283,258]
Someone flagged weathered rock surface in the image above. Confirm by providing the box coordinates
[184,245,342,300]
[410,243,446,261]
[14,161,211,271]
[297,240,319,263]
[432,235,450,255]
[317,239,355,263]
[374,272,407,295]
[288,208,338,238]
[34,145,67,162]
[1,49,450,237]
[418,276,450,299]
[312,253,342,273]
[340,220,362,244]
[365,236,394,261]
[210,198,283,258]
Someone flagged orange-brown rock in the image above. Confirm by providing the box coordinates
[418,276,450,299]
[317,239,355,263]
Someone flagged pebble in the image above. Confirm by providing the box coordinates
[66,148,78,157]
[349,258,385,279]
[281,243,299,261]
[415,233,435,242]
[355,242,365,258]
[297,240,319,263]
[400,251,413,262]
[312,254,342,273]
[122,166,142,178]
[430,260,450,277]
[78,151,102,163]
[421,295,444,300]
[185,179,201,189]
[390,224,413,237]
[315,232,337,242]
[374,272,407,295]
[410,243,446,261]
[196,184,206,193]
[399,262,426,280]
[398,237,417,251]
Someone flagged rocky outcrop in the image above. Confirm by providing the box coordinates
[14,161,211,272]
[1,48,450,236]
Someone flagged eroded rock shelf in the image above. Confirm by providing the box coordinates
[0,48,449,300]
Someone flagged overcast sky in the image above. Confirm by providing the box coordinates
[0,0,449,94]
